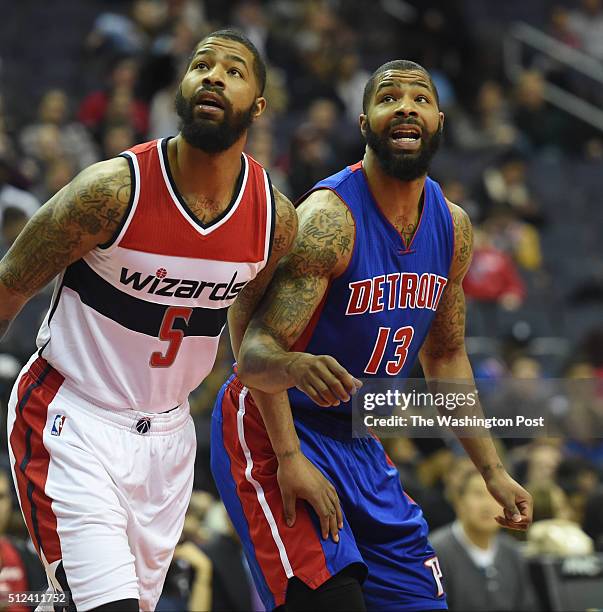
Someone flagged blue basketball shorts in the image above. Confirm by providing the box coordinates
[211,375,448,611]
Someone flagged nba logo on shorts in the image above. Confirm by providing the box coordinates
[51,415,66,436]
[135,417,152,435]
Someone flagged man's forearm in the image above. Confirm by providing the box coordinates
[238,331,303,393]
[248,388,301,457]
[423,351,504,477]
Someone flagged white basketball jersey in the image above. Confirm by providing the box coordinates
[35,138,274,412]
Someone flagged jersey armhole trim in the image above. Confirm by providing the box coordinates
[263,170,276,264]
[97,152,140,250]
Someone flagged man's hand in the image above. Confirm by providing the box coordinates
[277,450,343,542]
[286,353,362,407]
[484,469,533,531]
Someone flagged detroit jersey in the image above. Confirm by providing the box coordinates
[36,138,275,413]
[288,161,454,415]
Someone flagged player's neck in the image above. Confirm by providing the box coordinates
[169,134,247,200]
[363,150,426,219]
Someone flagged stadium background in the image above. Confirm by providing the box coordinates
[0,0,602,610]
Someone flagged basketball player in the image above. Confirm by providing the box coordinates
[211,61,533,611]
[0,30,298,611]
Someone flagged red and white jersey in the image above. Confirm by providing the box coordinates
[36,138,275,413]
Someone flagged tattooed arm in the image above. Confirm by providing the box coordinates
[227,188,297,359]
[419,202,533,531]
[233,189,359,541]
[237,189,361,403]
[0,158,131,339]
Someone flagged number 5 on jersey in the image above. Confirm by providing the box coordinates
[150,306,193,367]
[365,326,414,375]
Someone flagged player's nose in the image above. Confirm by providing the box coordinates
[394,98,418,117]
[202,67,225,89]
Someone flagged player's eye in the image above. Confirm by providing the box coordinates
[194,62,208,70]
[229,68,243,77]
[416,95,429,103]
[381,95,395,103]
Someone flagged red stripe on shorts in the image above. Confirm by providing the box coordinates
[221,379,332,606]
[10,357,64,563]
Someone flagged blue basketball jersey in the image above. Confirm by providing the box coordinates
[288,162,454,416]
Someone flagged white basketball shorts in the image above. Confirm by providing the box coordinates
[6,355,196,611]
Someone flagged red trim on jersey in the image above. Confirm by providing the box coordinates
[221,382,331,606]
[10,358,64,564]
[291,281,332,353]
[348,161,363,172]
[119,140,269,262]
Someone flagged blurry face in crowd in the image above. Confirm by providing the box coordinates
[455,472,501,536]
[0,471,12,534]
[175,37,265,153]
[361,69,444,181]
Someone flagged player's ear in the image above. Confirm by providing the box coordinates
[253,97,267,120]
[359,113,368,139]
[439,111,445,130]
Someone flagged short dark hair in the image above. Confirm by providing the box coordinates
[362,60,439,112]
[196,29,267,96]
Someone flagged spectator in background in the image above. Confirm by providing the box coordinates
[33,157,76,203]
[334,50,371,124]
[463,228,525,307]
[101,122,137,160]
[430,469,538,611]
[513,71,575,154]
[476,150,544,226]
[287,98,343,196]
[0,208,50,365]
[0,467,47,611]
[567,0,603,60]
[448,80,518,151]
[78,56,149,142]
[0,158,39,234]
[20,89,99,174]
[481,212,542,271]
[548,5,582,49]
[85,0,169,57]
[583,486,603,551]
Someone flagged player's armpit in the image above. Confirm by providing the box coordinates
[237,189,356,395]
[0,157,131,338]
[228,187,297,358]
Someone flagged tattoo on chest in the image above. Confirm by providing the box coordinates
[185,194,228,224]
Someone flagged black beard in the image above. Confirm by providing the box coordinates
[175,87,255,153]
[365,120,442,181]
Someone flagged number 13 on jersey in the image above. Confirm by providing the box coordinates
[364,326,414,375]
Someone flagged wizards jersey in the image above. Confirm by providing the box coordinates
[36,138,275,413]
[288,161,454,416]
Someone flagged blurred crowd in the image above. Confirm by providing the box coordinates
[0,1,602,610]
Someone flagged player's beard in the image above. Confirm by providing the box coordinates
[175,86,255,153]
[365,119,442,182]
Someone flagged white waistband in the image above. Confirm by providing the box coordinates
[58,382,191,435]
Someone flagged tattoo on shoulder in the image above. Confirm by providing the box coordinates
[292,195,355,276]
[450,202,473,275]
[272,188,297,255]
[254,193,355,347]
[0,159,131,296]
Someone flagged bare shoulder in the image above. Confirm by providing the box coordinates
[446,198,473,281]
[270,187,298,259]
[66,157,132,230]
[0,157,132,298]
[293,188,355,278]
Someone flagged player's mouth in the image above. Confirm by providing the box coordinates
[194,91,226,116]
[390,125,422,151]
